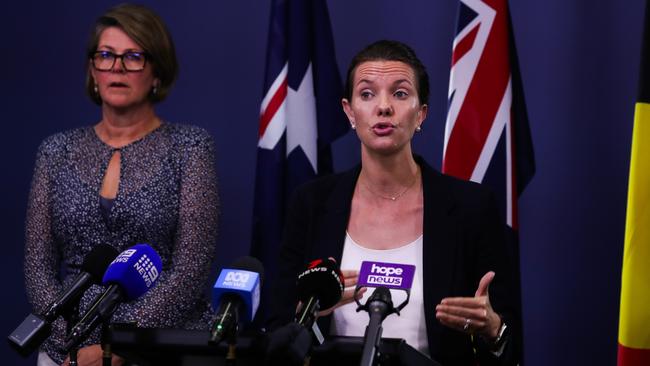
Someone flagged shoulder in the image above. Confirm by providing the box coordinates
[293,167,359,201]
[162,123,215,153]
[418,156,496,213]
[36,127,93,158]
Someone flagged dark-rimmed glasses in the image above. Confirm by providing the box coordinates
[91,51,148,72]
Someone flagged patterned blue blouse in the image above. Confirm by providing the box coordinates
[24,123,219,363]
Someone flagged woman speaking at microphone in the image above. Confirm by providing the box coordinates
[23,4,218,366]
[269,40,519,366]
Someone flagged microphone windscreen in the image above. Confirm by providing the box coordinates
[212,256,264,323]
[102,244,162,300]
[296,258,344,309]
[231,256,265,286]
[81,244,119,283]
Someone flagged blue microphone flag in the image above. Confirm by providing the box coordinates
[212,269,261,323]
[102,243,162,300]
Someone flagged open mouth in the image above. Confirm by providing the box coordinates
[109,82,129,88]
[372,122,395,135]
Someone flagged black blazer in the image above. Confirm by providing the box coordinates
[268,156,518,366]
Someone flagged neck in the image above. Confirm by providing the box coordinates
[359,147,419,193]
[96,104,160,148]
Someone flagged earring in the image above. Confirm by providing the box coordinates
[152,86,158,95]
[351,123,356,130]
[93,84,98,94]
[416,126,422,132]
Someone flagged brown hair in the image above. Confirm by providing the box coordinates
[85,3,178,105]
[344,40,429,106]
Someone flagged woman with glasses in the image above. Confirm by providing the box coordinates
[24,4,219,365]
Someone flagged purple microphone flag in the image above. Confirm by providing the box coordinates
[357,261,415,290]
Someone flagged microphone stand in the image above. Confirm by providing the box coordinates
[225,319,238,366]
[358,287,396,366]
[101,321,112,366]
[208,303,240,365]
[63,302,80,366]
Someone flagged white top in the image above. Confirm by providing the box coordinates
[331,232,429,356]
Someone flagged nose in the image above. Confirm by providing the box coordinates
[377,94,393,117]
[111,56,126,73]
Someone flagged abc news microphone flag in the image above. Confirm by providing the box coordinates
[443,0,535,362]
[618,2,650,365]
[251,0,349,316]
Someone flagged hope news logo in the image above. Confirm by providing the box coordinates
[367,263,404,286]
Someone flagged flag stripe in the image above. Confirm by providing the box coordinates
[618,103,650,352]
[259,77,288,138]
[618,344,650,366]
[452,24,479,67]
[508,107,520,229]
[618,3,650,362]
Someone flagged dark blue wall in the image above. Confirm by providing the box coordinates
[2,1,640,365]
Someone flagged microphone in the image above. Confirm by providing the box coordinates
[209,256,264,345]
[63,244,162,352]
[359,287,394,366]
[355,261,415,366]
[7,244,119,357]
[265,258,344,365]
[295,258,344,331]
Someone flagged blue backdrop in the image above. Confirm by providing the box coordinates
[1,1,640,365]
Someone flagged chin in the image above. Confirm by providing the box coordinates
[363,143,407,157]
[102,97,148,110]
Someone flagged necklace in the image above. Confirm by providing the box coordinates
[361,169,420,201]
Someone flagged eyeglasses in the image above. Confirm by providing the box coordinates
[91,50,148,72]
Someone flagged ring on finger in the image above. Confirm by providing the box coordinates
[463,318,471,331]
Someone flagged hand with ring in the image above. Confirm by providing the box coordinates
[463,318,471,331]
[435,271,502,340]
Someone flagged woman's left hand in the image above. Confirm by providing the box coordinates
[435,271,502,341]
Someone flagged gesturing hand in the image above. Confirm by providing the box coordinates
[435,271,502,340]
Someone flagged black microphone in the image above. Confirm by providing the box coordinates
[265,258,344,365]
[209,256,264,345]
[7,244,118,357]
[44,245,120,321]
[355,261,415,366]
[359,287,395,366]
[64,244,162,352]
[295,258,344,330]
[293,258,344,360]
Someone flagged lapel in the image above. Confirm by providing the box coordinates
[309,166,360,264]
[417,156,459,352]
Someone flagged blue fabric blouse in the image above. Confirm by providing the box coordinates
[24,123,219,363]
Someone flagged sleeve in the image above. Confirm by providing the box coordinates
[119,130,220,328]
[24,140,63,314]
[472,190,520,366]
[266,186,311,330]
[23,139,68,361]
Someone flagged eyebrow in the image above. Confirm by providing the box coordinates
[96,45,143,53]
[356,78,413,87]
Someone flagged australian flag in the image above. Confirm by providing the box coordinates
[251,0,349,321]
[443,0,535,362]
